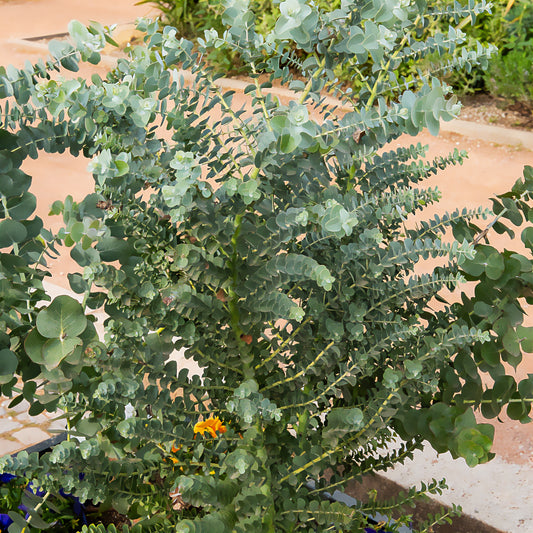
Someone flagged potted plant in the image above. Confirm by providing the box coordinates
[1,0,532,531]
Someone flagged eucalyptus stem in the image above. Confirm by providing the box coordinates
[21,490,51,532]
[365,14,422,110]
[260,340,335,392]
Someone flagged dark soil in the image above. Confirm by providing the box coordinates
[84,505,131,530]
[459,93,533,131]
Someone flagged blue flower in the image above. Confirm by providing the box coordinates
[0,473,17,483]
[0,513,13,530]
[27,481,46,497]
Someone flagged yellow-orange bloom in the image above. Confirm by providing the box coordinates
[168,443,182,464]
[193,417,227,438]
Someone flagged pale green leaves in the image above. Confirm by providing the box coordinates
[237,179,260,205]
[361,0,411,24]
[318,200,358,238]
[407,81,462,136]
[274,0,317,46]
[48,39,79,72]
[87,149,130,183]
[270,102,318,153]
[129,95,157,128]
[68,20,106,64]
[160,151,213,220]
[32,79,82,115]
[102,83,130,114]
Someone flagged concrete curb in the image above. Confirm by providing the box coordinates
[440,118,533,151]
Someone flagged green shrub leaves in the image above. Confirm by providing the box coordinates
[0,2,532,531]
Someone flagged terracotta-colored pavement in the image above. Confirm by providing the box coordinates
[0,1,532,530]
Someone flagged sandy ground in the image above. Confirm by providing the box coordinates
[0,1,533,530]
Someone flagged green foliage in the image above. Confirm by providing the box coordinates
[135,0,224,36]
[438,0,533,99]
[0,475,82,532]
[145,0,533,106]
[0,1,531,531]
[484,40,533,105]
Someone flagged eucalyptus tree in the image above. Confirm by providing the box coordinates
[1,1,533,531]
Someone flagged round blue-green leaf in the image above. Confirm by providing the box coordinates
[460,251,486,277]
[521,226,533,248]
[6,192,36,220]
[517,325,533,353]
[77,418,103,437]
[24,328,47,365]
[41,337,82,369]
[279,132,299,154]
[0,349,17,382]
[506,393,530,422]
[502,328,521,357]
[36,295,87,339]
[0,168,31,196]
[479,342,500,366]
[485,253,505,280]
[0,219,27,248]
[69,221,85,242]
[68,272,89,294]
[96,236,131,262]
[48,39,79,72]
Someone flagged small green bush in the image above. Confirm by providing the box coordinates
[484,41,533,105]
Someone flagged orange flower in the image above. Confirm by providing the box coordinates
[193,417,227,439]
[168,443,182,464]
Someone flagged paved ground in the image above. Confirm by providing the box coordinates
[0,395,64,456]
[0,1,532,531]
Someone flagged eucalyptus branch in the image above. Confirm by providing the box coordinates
[260,340,334,392]
[251,64,273,132]
[192,347,244,375]
[21,490,51,532]
[210,83,257,157]
[472,207,509,245]
[0,2,524,529]
[298,56,326,105]
[255,317,312,370]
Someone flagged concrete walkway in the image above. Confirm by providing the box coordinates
[0,1,532,531]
